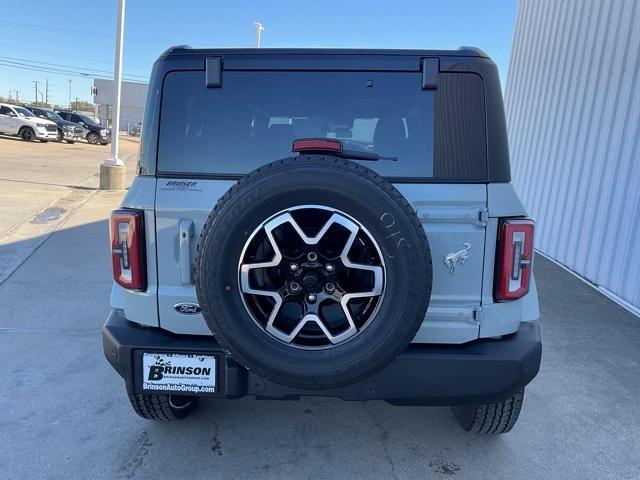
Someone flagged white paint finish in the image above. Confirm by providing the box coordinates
[112,178,160,327]
[505,0,640,311]
[154,180,491,343]
[487,183,526,218]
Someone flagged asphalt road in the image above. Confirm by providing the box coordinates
[1,147,639,478]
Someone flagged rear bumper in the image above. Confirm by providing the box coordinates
[103,309,541,406]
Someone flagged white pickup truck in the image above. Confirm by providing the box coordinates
[0,103,59,142]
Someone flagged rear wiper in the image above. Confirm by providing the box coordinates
[336,149,398,162]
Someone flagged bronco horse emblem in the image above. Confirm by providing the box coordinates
[444,243,471,274]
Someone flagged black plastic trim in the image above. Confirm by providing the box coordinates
[421,57,439,89]
[205,57,222,87]
[103,309,541,406]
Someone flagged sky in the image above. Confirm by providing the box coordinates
[0,0,517,107]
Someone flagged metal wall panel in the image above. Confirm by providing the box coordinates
[505,0,640,312]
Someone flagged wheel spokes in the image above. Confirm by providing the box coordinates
[239,207,385,347]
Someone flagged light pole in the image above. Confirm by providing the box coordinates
[100,0,126,190]
[253,22,265,48]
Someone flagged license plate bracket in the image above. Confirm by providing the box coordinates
[141,352,216,395]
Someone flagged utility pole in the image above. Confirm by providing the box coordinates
[68,79,72,108]
[100,0,126,190]
[253,22,265,48]
[14,90,20,102]
[33,81,39,104]
[45,79,49,105]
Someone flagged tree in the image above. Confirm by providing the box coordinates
[71,100,95,112]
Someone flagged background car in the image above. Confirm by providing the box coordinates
[25,106,84,144]
[55,110,111,145]
[0,103,58,142]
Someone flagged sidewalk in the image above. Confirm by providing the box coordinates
[1,190,639,479]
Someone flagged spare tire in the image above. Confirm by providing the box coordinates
[195,156,432,389]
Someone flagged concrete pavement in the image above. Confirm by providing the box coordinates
[0,136,137,283]
[0,135,137,236]
[1,190,639,479]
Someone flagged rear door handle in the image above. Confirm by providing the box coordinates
[178,219,194,285]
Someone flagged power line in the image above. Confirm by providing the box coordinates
[0,55,149,79]
[0,60,148,83]
[0,43,150,71]
[0,19,179,44]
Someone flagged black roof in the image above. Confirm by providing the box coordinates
[160,46,489,58]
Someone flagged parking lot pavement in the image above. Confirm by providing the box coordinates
[0,135,137,237]
[1,190,639,479]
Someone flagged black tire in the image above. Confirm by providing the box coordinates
[128,394,198,421]
[20,127,35,142]
[66,140,75,144]
[451,389,525,434]
[56,129,64,142]
[86,131,99,144]
[195,156,433,389]
[39,139,49,143]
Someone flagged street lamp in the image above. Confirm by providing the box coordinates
[253,22,265,48]
[100,0,126,190]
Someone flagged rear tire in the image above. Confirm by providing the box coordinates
[66,140,75,144]
[39,139,49,143]
[451,389,525,434]
[128,394,198,421]
[20,127,35,142]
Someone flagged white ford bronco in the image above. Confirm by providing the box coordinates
[103,47,541,434]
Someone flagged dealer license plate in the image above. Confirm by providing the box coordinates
[142,352,216,394]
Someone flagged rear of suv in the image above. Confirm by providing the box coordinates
[103,47,541,434]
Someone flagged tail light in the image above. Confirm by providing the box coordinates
[110,209,146,291]
[495,218,534,302]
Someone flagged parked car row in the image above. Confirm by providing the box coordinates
[0,103,111,145]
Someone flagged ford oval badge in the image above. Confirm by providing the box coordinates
[173,303,201,315]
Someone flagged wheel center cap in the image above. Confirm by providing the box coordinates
[302,272,320,290]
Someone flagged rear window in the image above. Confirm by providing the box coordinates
[158,70,433,178]
[157,69,487,181]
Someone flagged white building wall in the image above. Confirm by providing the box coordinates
[505,0,640,313]
[93,79,148,131]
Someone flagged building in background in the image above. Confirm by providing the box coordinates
[505,0,640,314]
[92,79,147,133]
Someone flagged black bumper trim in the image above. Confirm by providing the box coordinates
[102,309,541,406]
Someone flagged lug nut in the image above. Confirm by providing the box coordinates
[325,283,335,294]
[289,263,299,272]
[307,293,317,303]
[307,252,318,262]
[289,282,301,293]
[324,263,335,273]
